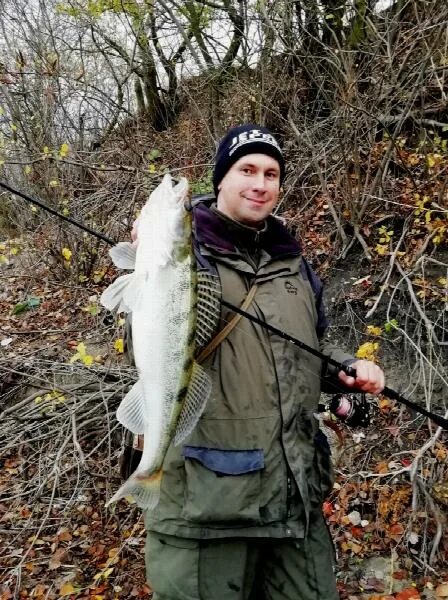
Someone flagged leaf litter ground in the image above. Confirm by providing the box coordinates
[0,240,447,600]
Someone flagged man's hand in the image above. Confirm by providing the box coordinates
[338,360,384,395]
[131,217,140,246]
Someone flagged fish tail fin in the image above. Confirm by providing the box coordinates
[105,468,162,510]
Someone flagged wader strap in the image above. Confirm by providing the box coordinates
[196,284,258,364]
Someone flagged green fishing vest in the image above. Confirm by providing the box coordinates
[143,239,353,540]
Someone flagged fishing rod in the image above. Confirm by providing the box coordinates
[2,179,448,431]
[221,299,448,430]
[0,180,115,245]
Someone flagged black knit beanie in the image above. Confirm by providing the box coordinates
[213,124,285,197]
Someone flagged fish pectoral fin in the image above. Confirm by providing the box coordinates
[109,242,137,270]
[100,273,134,312]
[174,361,212,446]
[105,468,162,510]
[196,272,222,347]
[116,379,145,433]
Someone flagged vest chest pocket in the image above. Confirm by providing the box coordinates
[180,446,264,524]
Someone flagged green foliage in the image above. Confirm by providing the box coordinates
[12,296,41,315]
[190,170,213,195]
[384,319,399,334]
[56,0,140,18]
[148,148,161,161]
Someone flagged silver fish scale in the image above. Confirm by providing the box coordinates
[159,255,195,432]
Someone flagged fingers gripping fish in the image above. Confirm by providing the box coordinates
[101,174,219,509]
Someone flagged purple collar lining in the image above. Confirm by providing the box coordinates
[193,203,301,259]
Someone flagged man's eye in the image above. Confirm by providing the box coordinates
[242,167,252,174]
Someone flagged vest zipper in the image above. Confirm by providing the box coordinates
[286,472,293,518]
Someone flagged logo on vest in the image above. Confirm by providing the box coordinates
[228,129,281,157]
[285,281,298,295]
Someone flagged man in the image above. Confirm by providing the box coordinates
[131,124,384,599]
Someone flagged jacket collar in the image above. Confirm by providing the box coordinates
[193,201,301,259]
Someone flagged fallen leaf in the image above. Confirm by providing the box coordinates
[396,588,420,599]
[436,582,448,598]
[57,528,72,542]
[59,582,76,596]
[49,547,67,570]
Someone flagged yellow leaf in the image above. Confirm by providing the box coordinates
[0,255,8,264]
[117,318,125,326]
[114,338,124,353]
[59,581,76,595]
[81,354,93,366]
[93,567,113,581]
[375,244,387,256]
[24,165,32,175]
[148,163,156,173]
[356,342,379,362]
[77,342,86,355]
[366,325,382,336]
[103,566,114,578]
[59,142,69,157]
[62,247,72,261]
[11,123,17,131]
[10,247,19,255]
[43,146,50,155]
[31,205,38,213]
[49,179,59,187]
[0,107,3,115]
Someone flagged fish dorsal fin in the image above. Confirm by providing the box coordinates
[174,361,212,445]
[109,242,137,270]
[116,379,145,434]
[195,272,221,348]
[100,273,134,312]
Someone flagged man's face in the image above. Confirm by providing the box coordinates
[216,153,281,226]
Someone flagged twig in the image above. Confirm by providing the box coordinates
[365,218,410,318]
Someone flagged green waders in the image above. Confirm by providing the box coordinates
[145,510,339,600]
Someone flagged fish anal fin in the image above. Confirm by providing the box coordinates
[116,380,145,434]
[174,361,212,446]
[109,242,137,270]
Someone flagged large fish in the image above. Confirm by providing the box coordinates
[101,174,219,509]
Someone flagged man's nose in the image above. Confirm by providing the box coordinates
[251,172,266,190]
